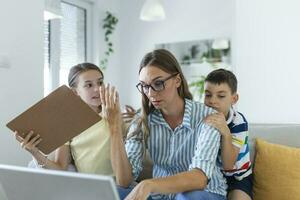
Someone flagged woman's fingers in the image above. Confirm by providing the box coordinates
[105,84,110,108]
[109,86,115,108]
[100,85,106,107]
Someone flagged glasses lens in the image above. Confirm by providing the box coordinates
[136,83,143,93]
[152,81,164,91]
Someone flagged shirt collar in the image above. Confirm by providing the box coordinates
[226,106,235,125]
[150,98,192,129]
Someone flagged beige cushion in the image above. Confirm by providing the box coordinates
[253,138,300,200]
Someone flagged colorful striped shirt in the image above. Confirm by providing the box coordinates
[222,107,252,180]
[125,99,227,200]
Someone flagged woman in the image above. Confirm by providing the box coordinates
[108,49,227,200]
[15,63,121,175]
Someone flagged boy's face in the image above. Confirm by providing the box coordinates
[204,82,238,118]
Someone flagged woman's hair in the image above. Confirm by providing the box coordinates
[132,49,192,147]
[68,63,103,88]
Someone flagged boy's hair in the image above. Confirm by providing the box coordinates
[205,68,237,94]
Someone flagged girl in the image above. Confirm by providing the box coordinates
[15,63,121,175]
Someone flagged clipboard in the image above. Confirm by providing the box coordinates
[6,85,101,154]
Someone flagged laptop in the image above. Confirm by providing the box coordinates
[0,164,120,200]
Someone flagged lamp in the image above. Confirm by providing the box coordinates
[140,0,166,21]
[44,0,63,20]
[212,38,229,50]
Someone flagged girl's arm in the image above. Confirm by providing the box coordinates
[15,131,72,170]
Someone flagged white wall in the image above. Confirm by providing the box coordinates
[235,0,300,123]
[0,0,44,165]
[117,0,235,108]
[92,0,121,89]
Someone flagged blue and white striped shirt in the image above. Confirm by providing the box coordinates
[125,99,227,199]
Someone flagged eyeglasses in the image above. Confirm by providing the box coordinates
[136,73,178,94]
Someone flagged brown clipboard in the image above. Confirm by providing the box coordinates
[6,85,101,155]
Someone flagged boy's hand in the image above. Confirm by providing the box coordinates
[205,113,231,137]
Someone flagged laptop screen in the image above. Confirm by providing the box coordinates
[0,164,120,200]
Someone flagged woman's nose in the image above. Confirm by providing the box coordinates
[147,87,157,97]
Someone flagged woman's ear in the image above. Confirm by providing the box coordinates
[175,74,182,88]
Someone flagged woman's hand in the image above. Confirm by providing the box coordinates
[125,180,152,200]
[14,130,42,154]
[99,84,123,134]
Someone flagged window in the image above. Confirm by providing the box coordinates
[44,0,93,96]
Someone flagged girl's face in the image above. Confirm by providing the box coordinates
[138,66,181,111]
[74,70,103,112]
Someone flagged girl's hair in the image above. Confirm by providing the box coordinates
[131,49,192,148]
[68,63,103,88]
[68,63,103,113]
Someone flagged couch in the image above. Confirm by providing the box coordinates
[137,123,300,200]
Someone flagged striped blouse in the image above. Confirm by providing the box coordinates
[125,99,227,199]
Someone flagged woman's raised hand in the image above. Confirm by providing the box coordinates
[99,84,123,133]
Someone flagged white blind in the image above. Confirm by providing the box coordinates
[59,2,86,85]
[44,20,50,96]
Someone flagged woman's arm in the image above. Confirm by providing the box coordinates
[124,169,207,200]
[205,113,239,170]
[99,84,134,187]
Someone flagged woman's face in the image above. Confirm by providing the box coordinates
[138,66,181,110]
[74,70,103,112]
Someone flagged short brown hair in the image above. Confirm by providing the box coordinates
[205,68,237,93]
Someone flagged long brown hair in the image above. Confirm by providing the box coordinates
[68,63,104,112]
[132,49,192,147]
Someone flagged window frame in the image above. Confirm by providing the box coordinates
[45,0,93,94]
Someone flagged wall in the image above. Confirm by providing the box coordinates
[117,0,235,109]
[92,0,121,90]
[0,0,44,165]
[235,0,300,123]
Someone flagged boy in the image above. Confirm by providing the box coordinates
[204,69,253,200]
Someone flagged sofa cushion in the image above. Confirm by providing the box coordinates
[253,138,300,200]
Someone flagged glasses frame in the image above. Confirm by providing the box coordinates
[136,73,178,94]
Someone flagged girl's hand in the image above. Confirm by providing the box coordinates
[204,113,231,137]
[14,130,42,153]
[122,105,137,123]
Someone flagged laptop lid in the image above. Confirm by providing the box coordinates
[0,164,120,200]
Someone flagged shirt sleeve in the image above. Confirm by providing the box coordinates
[125,121,144,180]
[189,122,221,180]
[231,122,248,149]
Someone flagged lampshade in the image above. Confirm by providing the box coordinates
[212,39,229,50]
[140,0,166,21]
[44,0,63,20]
